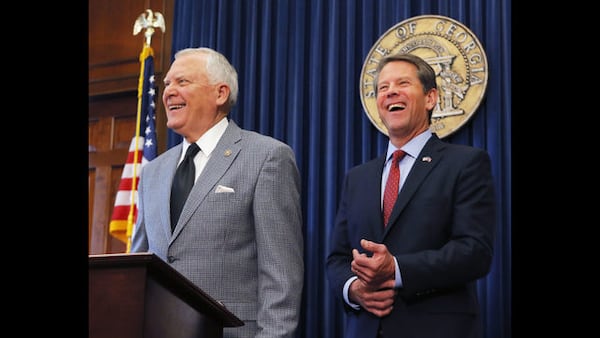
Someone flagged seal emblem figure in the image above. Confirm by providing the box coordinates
[360,15,488,138]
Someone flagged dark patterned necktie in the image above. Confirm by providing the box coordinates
[382,150,405,227]
[170,143,200,231]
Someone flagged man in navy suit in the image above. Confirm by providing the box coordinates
[131,47,304,338]
[326,53,496,338]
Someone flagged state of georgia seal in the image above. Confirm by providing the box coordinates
[360,15,488,138]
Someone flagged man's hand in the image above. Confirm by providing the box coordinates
[351,239,396,289]
[348,277,396,317]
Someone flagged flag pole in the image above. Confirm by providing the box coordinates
[125,9,166,252]
[126,46,149,252]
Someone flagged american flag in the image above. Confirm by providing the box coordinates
[109,45,158,251]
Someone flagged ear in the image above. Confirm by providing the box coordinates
[425,88,438,111]
[215,83,231,106]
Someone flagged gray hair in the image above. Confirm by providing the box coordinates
[174,47,239,109]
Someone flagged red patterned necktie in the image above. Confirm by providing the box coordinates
[382,150,405,227]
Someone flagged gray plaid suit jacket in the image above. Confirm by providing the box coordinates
[131,119,304,338]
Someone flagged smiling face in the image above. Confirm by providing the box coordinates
[162,52,230,142]
[376,60,437,145]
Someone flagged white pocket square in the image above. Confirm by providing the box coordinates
[215,185,235,193]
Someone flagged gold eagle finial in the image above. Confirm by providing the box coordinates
[133,9,166,46]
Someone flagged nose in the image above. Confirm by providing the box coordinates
[162,83,175,99]
[385,86,399,97]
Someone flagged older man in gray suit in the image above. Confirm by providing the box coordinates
[131,47,304,338]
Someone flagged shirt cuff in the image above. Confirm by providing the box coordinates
[343,276,361,310]
[394,256,403,288]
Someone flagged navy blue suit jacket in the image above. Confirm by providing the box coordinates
[326,134,496,338]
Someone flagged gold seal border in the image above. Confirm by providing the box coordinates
[359,15,488,138]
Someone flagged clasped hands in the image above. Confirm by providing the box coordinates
[349,239,397,317]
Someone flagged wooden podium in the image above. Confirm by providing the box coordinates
[89,253,244,338]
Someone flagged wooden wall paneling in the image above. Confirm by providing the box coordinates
[89,117,110,254]
[89,96,137,254]
[89,169,96,250]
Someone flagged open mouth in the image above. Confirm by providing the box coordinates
[168,104,185,111]
[388,103,405,112]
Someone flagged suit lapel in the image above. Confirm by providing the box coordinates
[369,157,387,240]
[171,121,242,239]
[156,145,184,239]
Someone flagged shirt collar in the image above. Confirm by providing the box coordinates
[385,129,432,162]
[181,118,229,157]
